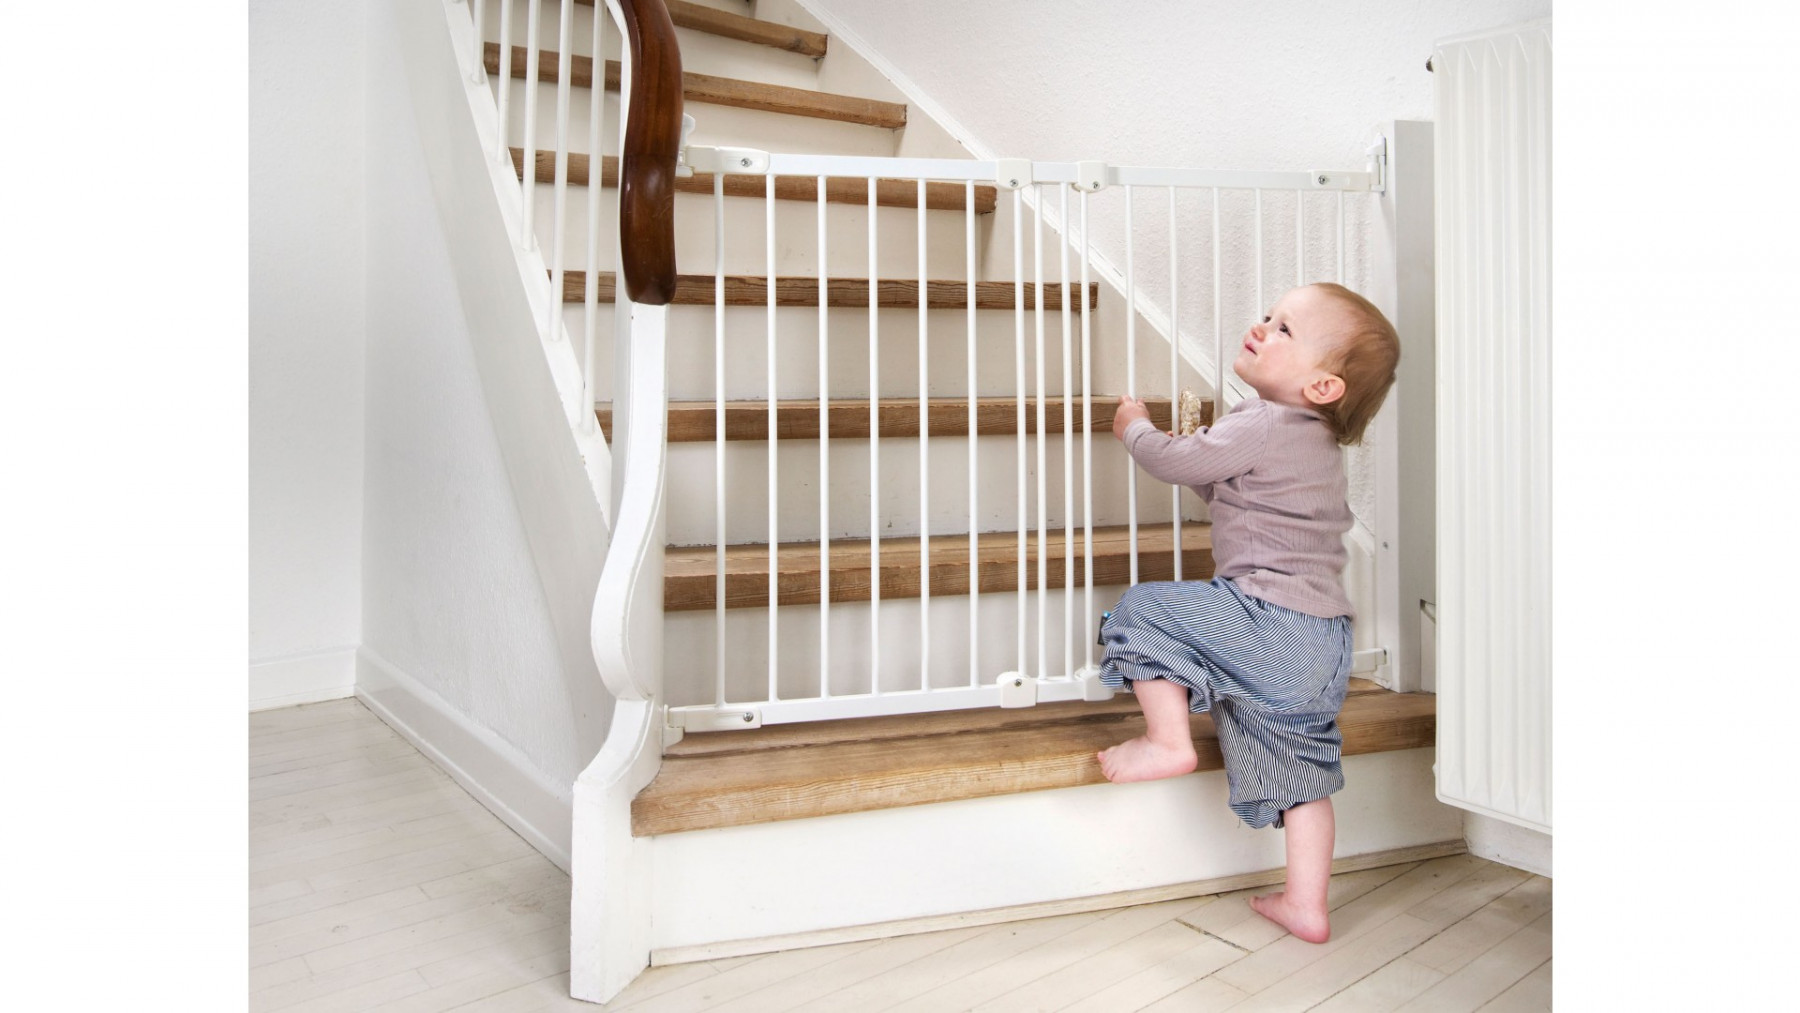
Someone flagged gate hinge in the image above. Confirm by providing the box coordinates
[1366,134,1389,193]
[1075,666,1115,701]
[683,143,770,177]
[1074,160,1108,193]
[995,158,1033,191]
[996,672,1039,708]
[668,707,763,732]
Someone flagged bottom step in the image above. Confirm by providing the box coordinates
[633,680,1434,836]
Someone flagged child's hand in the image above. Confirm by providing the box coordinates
[1112,395,1151,441]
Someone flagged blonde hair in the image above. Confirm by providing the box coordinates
[1310,283,1400,446]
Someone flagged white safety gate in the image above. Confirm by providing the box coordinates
[666,146,1389,730]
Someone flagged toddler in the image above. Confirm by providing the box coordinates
[1096,282,1400,943]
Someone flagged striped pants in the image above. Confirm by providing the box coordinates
[1098,577,1353,828]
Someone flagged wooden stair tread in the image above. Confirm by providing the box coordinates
[632,686,1435,835]
[561,272,1098,309]
[664,523,1216,611]
[510,150,997,213]
[485,43,906,127]
[574,0,829,59]
[595,395,1202,442]
[665,679,1387,758]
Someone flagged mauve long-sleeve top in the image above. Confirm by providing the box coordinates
[1121,397,1354,619]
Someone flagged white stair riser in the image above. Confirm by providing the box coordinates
[649,751,1462,956]
[570,304,1093,401]
[663,585,1134,708]
[482,2,825,90]
[529,186,987,278]
[663,436,1197,544]
[489,81,899,157]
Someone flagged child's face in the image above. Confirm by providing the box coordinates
[1233,286,1352,409]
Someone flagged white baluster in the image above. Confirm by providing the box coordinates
[521,0,541,250]
[496,0,513,164]
[547,0,574,341]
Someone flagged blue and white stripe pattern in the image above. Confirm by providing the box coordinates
[1098,577,1354,828]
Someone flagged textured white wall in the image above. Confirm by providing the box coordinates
[249,0,367,697]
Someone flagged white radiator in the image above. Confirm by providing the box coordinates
[1432,19,1552,834]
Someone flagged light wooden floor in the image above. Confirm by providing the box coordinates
[250,699,1551,1012]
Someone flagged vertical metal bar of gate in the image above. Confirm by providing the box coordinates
[1124,185,1139,585]
[1059,184,1074,678]
[917,178,931,691]
[1079,191,1095,672]
[1032,186,1048,680]
[713,178,726,706]
[819,176,832,698]
[1212,188,1222,415]
[1012,189,1027,675]
[1296,189,1306,287]
[766,176,779,702]
[868,177,882,694]
[965,181,979,689]
[1169,187,1182,583]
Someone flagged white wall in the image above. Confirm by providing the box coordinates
[799,0,1550,526]
[801,1,1548,167]
[249,0,368,706]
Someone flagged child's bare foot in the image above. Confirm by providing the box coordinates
[1096,735,1198,783]
[1248,891,1330,943]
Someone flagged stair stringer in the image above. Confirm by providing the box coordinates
[387,0,619,819]
[645,747,1461,962]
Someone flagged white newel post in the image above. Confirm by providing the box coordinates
[575,298,671,1003]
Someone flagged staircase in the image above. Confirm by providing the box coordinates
[452,0,1453,1001]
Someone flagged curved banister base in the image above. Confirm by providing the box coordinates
[591,302,669,703]
[569,698,663,1004]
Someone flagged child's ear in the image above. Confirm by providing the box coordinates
[1302,373,1346,406]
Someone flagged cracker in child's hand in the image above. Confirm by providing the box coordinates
[1177,389,1206,435]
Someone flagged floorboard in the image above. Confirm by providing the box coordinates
[249,698,1551,1012]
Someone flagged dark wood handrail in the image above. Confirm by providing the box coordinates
[616,0,682,305]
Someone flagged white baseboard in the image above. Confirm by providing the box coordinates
[250,647,358,711]
[354,646,574,872]
[1464,811,1552,878]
